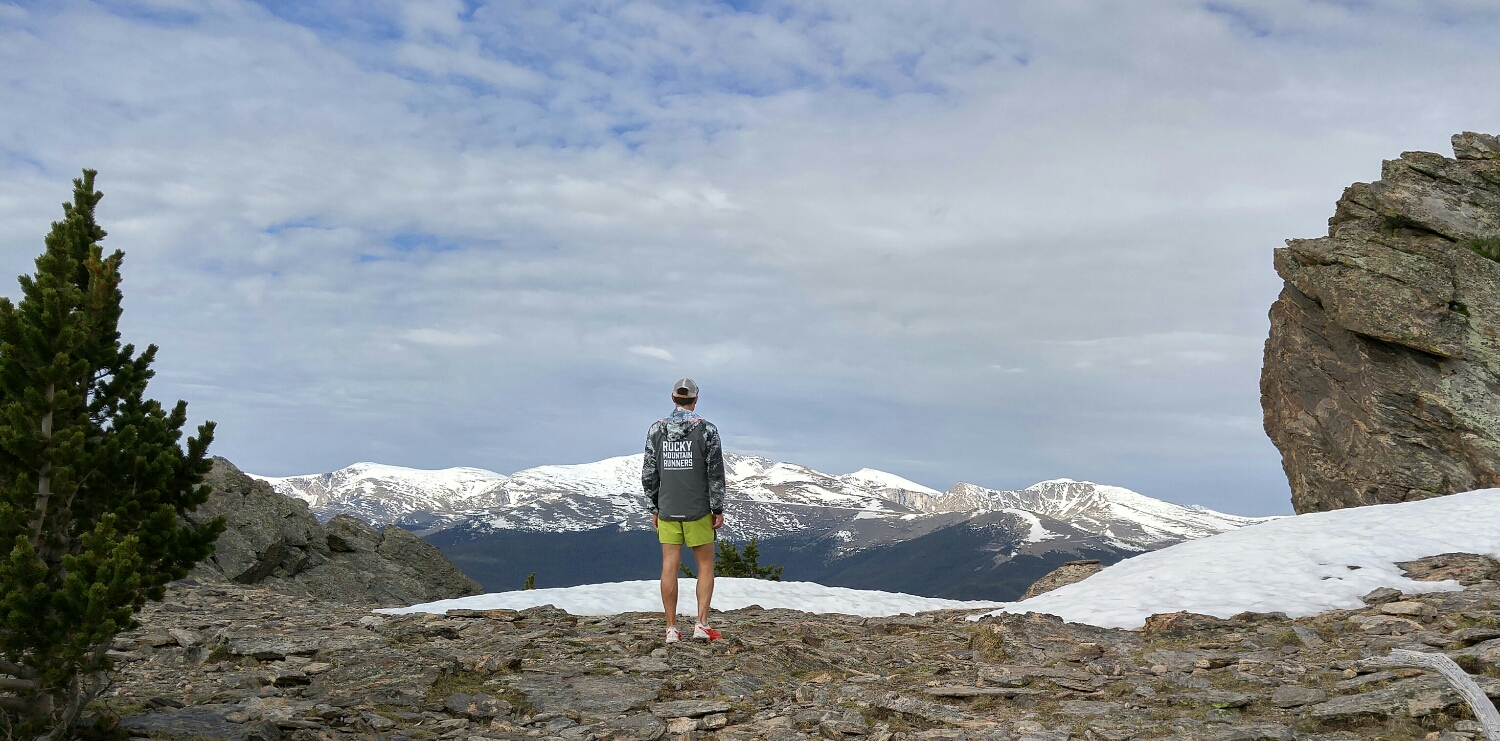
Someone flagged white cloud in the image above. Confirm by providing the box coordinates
[628,345,675,362]
[401,328,498,347]
[1,0,1497,514]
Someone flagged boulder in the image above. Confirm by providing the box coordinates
[1262,131,1500,513]
[189,458,481,604]
[1020,559,1104,600]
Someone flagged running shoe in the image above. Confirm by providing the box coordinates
[664,626,681,644]
[693,622,721,640]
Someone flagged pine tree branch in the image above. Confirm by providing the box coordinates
[0,660,35,680]
[0,696,34,713]
[0,678,34,692]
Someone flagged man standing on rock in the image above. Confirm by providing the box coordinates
[642,378,726,643]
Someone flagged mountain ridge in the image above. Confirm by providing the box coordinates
[253,455,1269,550]
[252,455,1275,599]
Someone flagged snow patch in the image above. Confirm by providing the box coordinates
[976,488,1500,629]
[380,578,1000,618]
[1000,508,1057,543]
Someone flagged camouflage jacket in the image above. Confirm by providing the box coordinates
[642,407,726,516]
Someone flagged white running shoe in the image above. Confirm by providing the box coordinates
[664,626,682,644]
[693,622,721,640]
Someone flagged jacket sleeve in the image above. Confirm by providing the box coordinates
[642,421,662,513]
[703,421,726,514]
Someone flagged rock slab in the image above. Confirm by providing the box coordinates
[1262,131,1500,513]
[119,705,281,741]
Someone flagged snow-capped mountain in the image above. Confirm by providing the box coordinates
[252,455,1277,600]
[939,478,1270,548]
[252,455,1271,551]
[255,453,929,538]
[257,463,510,530]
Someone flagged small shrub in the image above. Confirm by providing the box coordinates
[202,643,232,664]
[715,538,783,580]
[1467,237,1500,262]
[967,624,1006,661]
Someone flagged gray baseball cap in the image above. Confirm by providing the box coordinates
[672,378,699,398]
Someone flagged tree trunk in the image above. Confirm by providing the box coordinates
[37,642,110,740]
[0,659,35,679]
[29,383,55,547]
[0,677,35,691]
[1359,648,1500,741]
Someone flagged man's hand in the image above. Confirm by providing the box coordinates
[652,514,658,529]
[712,514,724,530]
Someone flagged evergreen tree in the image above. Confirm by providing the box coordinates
[715,538,783,581]
[0,171,223,739]
[678,562,695,578]
[522,572,536,590]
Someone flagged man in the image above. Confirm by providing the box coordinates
[642,377,726,643]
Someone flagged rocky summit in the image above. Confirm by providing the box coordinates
[1261,131,1500,514]
[189,458,481,605]
[85,552,1500,741]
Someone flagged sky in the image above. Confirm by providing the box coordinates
[2,1,1498,516]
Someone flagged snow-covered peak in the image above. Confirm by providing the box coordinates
[504,455,641,505]
[256,462,510,526]
[942,479,1276,548]
[839,468,941,496]
[725,454,778,479]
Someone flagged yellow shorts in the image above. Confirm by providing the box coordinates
[657,515,716,548]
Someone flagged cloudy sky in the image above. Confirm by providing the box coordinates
[2,1,1498,515]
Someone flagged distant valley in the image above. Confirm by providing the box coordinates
[253,456,1273,601]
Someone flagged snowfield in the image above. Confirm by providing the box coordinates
[381,491,1500,627]
[977,488,1500,629]
[378,578,1000,618]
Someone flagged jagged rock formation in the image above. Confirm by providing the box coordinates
[1019,559,1103,600]
[1262,131,1500,514]
[187,458,481,605]
[92,552,1500,741]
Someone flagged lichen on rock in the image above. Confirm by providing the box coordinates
[1262,131,1500,514]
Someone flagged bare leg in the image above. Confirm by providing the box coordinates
[692,542,715,625]
[660,543,682,627]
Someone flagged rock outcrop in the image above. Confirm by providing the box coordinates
[187,458,481,605]
[1262,131,1500,514]
[1019,559,1104,600]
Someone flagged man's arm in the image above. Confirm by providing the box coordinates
[703,421,726,515]
[642,421,662,513]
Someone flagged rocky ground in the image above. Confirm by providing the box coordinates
[91,554,1500,741]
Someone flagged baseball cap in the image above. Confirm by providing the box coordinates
[672,378,699,398]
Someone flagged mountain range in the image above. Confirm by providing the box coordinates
[254,455,1273,600]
